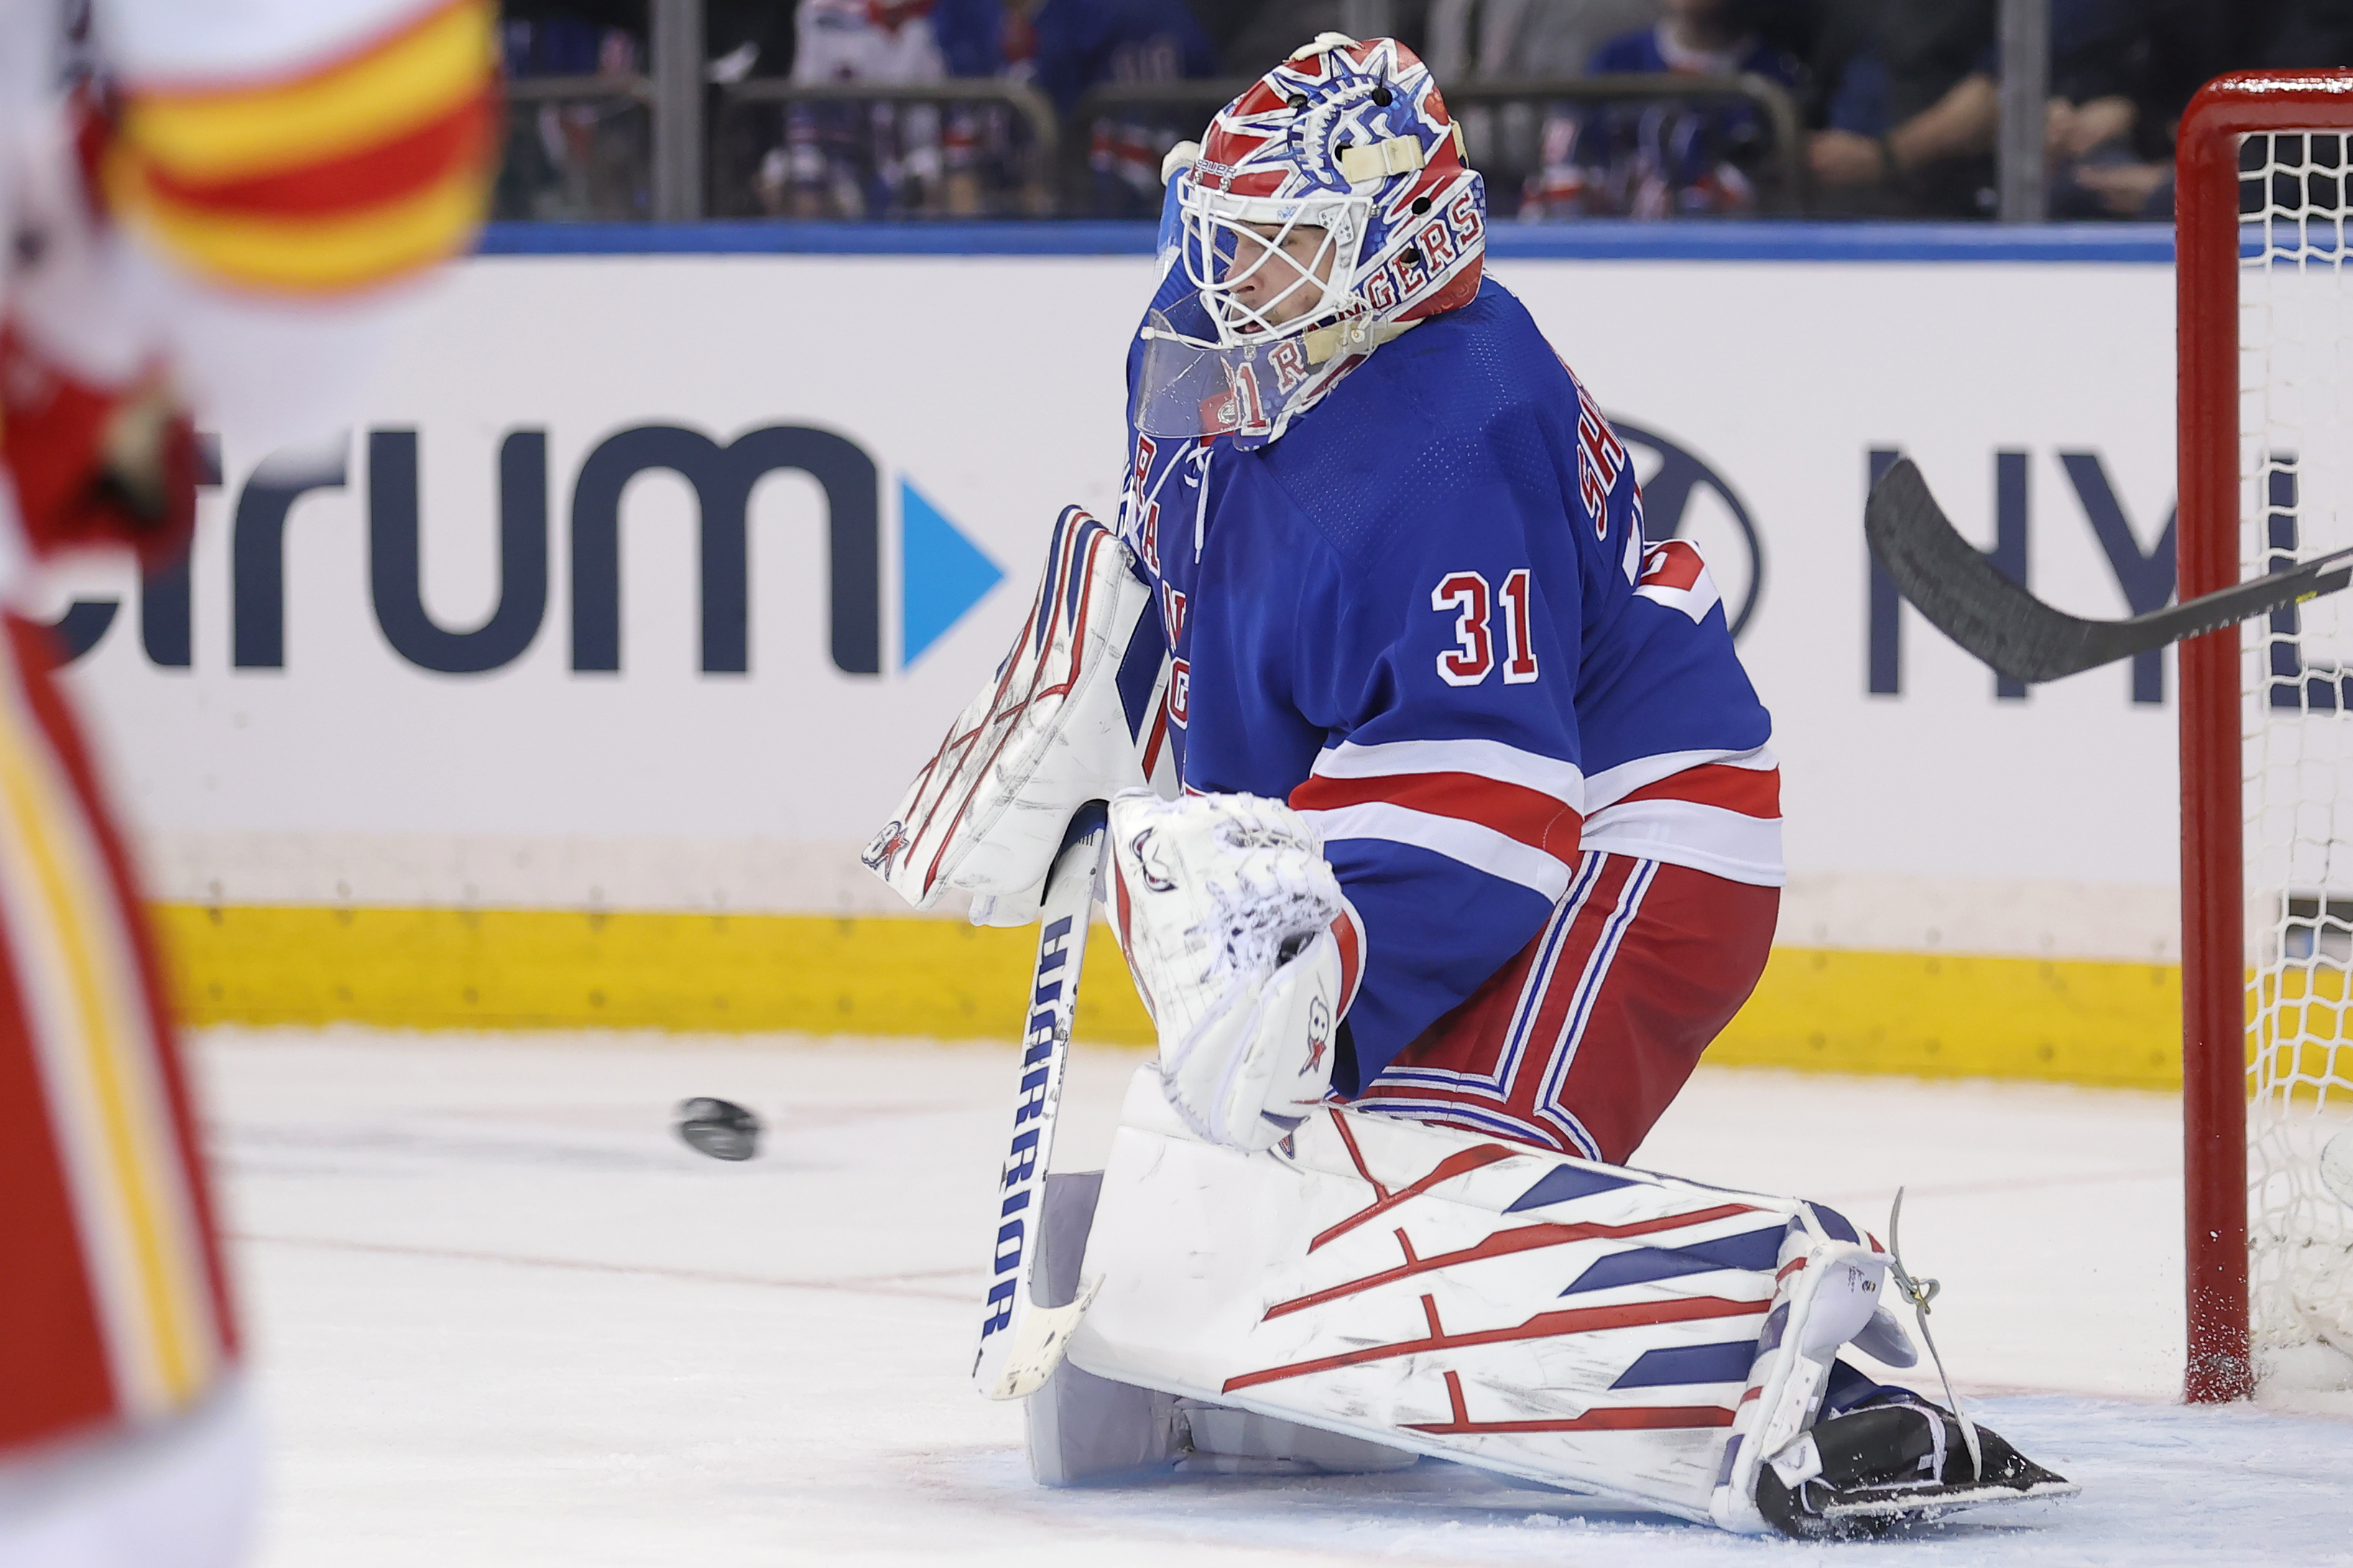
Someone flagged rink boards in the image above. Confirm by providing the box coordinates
[39,222,2206,1085]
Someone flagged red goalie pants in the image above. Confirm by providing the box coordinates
[1354,851,1778,1164]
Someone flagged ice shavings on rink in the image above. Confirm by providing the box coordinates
[199,1031,2353,1568]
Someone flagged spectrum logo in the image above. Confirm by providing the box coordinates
[45,425,1006,679]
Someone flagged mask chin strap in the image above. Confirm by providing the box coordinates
[1303,317,1417,364]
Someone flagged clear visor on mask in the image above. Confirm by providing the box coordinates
[1133,309,1342,439]
[1176,196,1362,349]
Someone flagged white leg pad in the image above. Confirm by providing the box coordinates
[1025,1168,1419,1485]
[1067,1069,1892,1528]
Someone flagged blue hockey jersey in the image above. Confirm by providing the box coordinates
[1117,229,1780,1096]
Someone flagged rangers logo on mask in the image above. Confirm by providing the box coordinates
[1133,34,1487,449]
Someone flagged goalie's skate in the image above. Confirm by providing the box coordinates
[1754,1398,2079,1539]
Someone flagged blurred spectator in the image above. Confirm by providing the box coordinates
[1798,0,2262,220]
[708,0,801,79]
[1216,2,1344,79]
[1523,0,1804,218]
[1800,0,2002,217]
[503,1,642,73]
[762,0,1004,217]
[491,0,2353,227]
[1022,0,1217,111]
[1423,0,1658,207]
[2131,0,2282,130]
[2266,0,2353,66]
[1178,0,1262,70]
[498,2,651,219]
[1010,0,1219,214]
[2053,0,2353,220]
[2031,0,2145,215]
[1425,0,1661,81]
[500,2,798,80]
[2046,0,2184,220]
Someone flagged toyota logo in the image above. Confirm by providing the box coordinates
[1612,418,1764,639]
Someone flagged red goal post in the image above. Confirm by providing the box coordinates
[2178,71,2353,1405]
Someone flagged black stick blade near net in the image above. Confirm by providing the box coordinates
[1865,457,2353,684]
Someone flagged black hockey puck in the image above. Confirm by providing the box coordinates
[675,1097,762,1161]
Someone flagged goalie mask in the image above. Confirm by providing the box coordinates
[1134,34,1487,449]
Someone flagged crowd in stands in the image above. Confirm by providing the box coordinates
[494,0,2353,221]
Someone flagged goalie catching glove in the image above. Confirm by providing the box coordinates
[862,508,1161,926]
[1106,791,1364,1150]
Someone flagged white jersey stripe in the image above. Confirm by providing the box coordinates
[1310,737,1586,813]
[1302,800,1574,901]
[1578,799,1785,886]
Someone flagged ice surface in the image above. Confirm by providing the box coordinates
[198,1030,2353,1567]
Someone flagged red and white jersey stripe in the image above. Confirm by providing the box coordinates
[1582,745,1782,887]
[1290,736,1587,902]
[1632,539,1720,623]
[1290,736,1780,899]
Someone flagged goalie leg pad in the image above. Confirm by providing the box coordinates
[1026,1161,1415,1484]
[1069,1068,1806,1522]
[1105,791,1364,1151]
[1065,1072,2007,1530]
[863,509,1161,925]
[1025,1367,1418,1485]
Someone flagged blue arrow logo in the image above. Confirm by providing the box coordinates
[900,478,1004,667]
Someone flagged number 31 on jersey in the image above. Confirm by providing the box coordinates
[1431,569,1538,687]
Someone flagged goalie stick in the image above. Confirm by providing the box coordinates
[972,802,1108,1401]
[1867,456,2353,683]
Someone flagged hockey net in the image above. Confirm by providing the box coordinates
[2182,77,2353,1401]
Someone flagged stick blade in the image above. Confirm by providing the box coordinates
[1870,458,2353,685]
[979,1284,1099,1401]
[1865,458,2101,682]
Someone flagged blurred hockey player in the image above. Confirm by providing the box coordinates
[868,33,2074,1536]
[0,1,496,1563]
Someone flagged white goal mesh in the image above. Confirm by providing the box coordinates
[2239,129,2353,1387]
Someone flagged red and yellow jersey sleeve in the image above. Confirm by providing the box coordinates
[105,0,498,295]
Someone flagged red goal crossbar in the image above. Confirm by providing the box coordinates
[2176,70,2353,1404]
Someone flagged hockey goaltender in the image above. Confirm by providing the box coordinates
[864,33,2076,1540]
